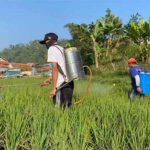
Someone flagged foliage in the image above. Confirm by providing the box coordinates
[0,39,70,65]
[65,9,124,68]
[65,23,94,65]
[1,9,150,68]
[0,76,150,149]
[127,18,150,45]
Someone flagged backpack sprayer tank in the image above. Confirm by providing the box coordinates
[64,47,85,81]
[56,47,92,105]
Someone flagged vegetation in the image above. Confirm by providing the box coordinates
[0,74,150,149]
[0,40,69,65]
[1,8,150,150]
[1,9,150,70]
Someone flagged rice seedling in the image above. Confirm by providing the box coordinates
[0,75,150,150]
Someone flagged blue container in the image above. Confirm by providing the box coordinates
[139,73,150,94]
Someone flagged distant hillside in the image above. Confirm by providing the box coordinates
[0,39,70,65]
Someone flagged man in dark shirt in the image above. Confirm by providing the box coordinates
[128,58,148,100]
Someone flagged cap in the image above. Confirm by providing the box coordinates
[39,33,58,44]
[128,58,137,64]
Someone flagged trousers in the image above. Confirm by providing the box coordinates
[53,81,74,107]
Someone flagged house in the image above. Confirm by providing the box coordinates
[0,58,9,76]
[0,58,9,69]
[11,63,32,71]
[10,63,37,76]
[0,57,38,77]
[4,68,21,78]
[0,58,9,65]
[0,68,7,77]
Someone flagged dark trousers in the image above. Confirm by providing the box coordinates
[53,81,74,107]
[128,87,144,100]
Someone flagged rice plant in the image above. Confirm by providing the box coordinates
[0,75,150,150]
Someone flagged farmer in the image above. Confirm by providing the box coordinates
[39,32,74,107]
[128,58,148,100]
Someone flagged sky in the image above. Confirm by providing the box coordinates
[0,0,150,51]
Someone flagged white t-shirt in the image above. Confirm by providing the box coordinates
[47,45,67,88]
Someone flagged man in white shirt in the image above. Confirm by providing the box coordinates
[39,33,74,107]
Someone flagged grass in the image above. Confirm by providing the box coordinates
[0,74,150,150]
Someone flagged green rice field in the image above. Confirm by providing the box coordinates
[0,74,150,150]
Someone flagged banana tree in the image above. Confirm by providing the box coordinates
[101,9,124,57]
[127,18,150,62]
[65,9,124,68]
[65,21,104,68]
[88,20,105,68]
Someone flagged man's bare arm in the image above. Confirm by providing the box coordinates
[49,62,58,96]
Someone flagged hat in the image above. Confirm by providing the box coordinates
[39,33,58,44]
[128,58,137,64]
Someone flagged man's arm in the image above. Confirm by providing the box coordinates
[49,62,58,96]
[130,68,142,93]
[135,75,142,93]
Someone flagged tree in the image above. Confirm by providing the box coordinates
[65,21,105,68]
[65,9,124,69]
[127,18,150,62]
[65,23,94,66]
[100,9,124,56]
[0,39,70,65]
[88,20,105,68]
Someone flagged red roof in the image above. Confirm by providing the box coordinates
[0,64,8,68]
[0,58,9,65]
[11,63,33,71]
[0,58,37,71]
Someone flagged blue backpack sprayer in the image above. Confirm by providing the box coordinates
[139,72,150,94]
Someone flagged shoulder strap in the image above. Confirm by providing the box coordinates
[52,45,66,79]
[138,67,146,74]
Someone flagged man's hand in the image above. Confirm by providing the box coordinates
[137,87,142,93]
[49,89,56,97]
[39,76,52,87]
[39,82,50,87]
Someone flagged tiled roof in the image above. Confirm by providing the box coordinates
[0,58,37,71]
[0,64,8,68]
[11,63,33,71]
[0,58,9,65]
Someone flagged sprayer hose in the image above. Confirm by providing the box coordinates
[74,65,92,105]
